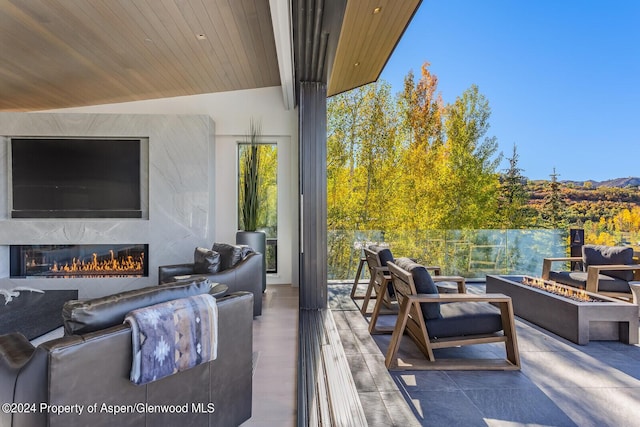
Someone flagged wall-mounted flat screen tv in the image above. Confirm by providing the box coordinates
[10,138,142,218]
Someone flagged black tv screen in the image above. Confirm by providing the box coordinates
[11,138,142,218]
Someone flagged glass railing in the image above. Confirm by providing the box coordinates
[328,229,569,281]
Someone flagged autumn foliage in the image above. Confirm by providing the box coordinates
[328,63,501,233]
[327,63,639,277]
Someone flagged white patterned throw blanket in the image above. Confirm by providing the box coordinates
[125,294,218,385]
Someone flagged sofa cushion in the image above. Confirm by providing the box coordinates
[62,277,211,335]
[582,244,634,281]
[194,247,221,274]
[393,258,441,320]
[212,243,253,271]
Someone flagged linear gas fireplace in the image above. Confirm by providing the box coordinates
[10,244,148,278]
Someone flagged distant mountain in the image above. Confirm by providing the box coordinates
[560,177,640,188]
[526,177,640,224]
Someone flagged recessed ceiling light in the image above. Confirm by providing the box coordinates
[196,34,207,40]
[373,7,382,14]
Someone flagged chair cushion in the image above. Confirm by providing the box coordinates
[582,244,634,281]
[62,277,211,335]
[194,247,221,274]
[212,243,253,271]
[548,271,631,293]
[426,302,503,339]
[393,258,441,320]
[369,245,394,266]
[368,245,395,296]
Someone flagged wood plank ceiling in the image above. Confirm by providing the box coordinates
[329,0,421,96]
[0,0,421,111]
[0,0,280,111]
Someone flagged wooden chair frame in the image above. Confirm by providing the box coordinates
[384,261,520,371]
[542,256,640,301]
[349,257,367,299]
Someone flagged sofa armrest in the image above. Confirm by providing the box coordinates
[0,333,36,424]
[228,252,263,316]
[541,257,582,279]
[0,332,35,368]
[158,263,196,284]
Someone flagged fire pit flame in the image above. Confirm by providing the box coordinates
[521,276,596,302]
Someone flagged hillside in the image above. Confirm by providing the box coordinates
[527,177,640,224]
[560,177,640,188]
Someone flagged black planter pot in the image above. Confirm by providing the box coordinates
[236,230,266,292]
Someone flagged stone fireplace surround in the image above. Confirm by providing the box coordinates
[0,113,215,298]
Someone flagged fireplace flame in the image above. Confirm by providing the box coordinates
[521,276,595,302]
[50,251,144,275]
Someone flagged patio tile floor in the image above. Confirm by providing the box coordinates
[330,282,640,427]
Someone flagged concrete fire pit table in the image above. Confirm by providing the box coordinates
[486,275,639,345]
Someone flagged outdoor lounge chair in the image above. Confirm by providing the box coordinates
[384,258,520,370]
[350,245,443,302]
[360,246,466,334]
[541,244,640,301]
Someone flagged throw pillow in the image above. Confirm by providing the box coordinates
[194,247,221,274]
[212,243,251,270]
[239,245,255,259]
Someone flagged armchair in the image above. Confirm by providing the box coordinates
[384,258,520,370]
[361,246,465,334]
[542,244,640,300]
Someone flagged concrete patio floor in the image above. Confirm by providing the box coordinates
[329,283,640,427]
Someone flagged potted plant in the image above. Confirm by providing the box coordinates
[237,119,267,291]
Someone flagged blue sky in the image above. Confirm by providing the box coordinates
[379,0,640,181]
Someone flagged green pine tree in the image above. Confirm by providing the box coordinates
[541,168,567,229]
[497,144,533,228]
